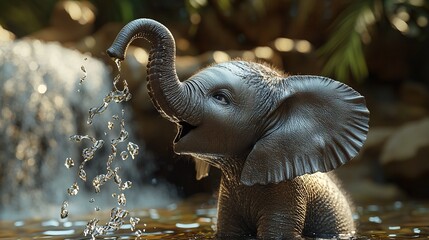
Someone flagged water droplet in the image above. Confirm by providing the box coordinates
[64,158,74,168]
[135,229,143,237]
[120,181,132,190]
[92,175,107,193]
[92,176,101,189]
[94,139,104,149]
[82,147,95,161]
[107,121,114,130]
[67,182,79,196]
[83,218,101,237]
[114,59,122,72]
[112,115,119,120]
[111,206,128,219]
[119,129,129,142]
[127,142,139,159]
[112,193,117,198]
[79,168,87,181]
[95,206,100,211]
[89,198,95,203]
[104,207,128,232]
[80,65,87,84]
[60,201,69,219]
[111,139,118,147]
[117,193,126,206]
[87,101,109,125]
[69,134,95,143]
[69,135,83,142]
[110,147,118,161]
[120,151,128,160]
[130,217,140,231]
[106,167,115,178]
[114,172,122,185]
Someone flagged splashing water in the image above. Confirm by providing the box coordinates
[117,193,127,206]
[127,142,139,159]
[78,168,87,181]
[0,40,171,226]
[121,151,129,160]
[62,59,142,238]
[107,121,114,130]
[0,40,149,219]
[60,201,69,219]
[86,73,132,125]
[67,182,79,196]
[64,158,74,168]
[80,65,87,84]
[79,57,88,86]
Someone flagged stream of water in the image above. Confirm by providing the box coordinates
[59,59,148,239]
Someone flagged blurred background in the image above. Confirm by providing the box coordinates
[1,0,429,219]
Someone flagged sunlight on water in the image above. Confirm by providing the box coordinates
[2,196,429,239]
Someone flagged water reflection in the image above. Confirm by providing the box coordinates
[2,195,429,239]
[0,195,216,239]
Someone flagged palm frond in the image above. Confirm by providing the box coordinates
[318,0,377,83]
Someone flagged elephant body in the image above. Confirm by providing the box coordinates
[217,167,354,239]
[107,18,369,239]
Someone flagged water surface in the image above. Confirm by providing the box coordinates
[1,195,429,239]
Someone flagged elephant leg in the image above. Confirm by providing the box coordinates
[215,189,256,238]
[256,214,305,240]
[215,204,254,239]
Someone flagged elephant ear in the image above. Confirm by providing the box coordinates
[241,75,369,186]
[195,159,210,180]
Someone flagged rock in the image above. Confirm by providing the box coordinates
[360,127,396,157]
[381,118,429,197]
[400,81,429,108]
[335,127,405,202]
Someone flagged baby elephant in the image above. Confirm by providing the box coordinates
[107,18,370,239]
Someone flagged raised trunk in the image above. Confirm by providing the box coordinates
[106,18,193,123]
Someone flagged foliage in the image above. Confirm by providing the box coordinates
[318,0,429,82]
[1,0,428,83]
[317,0,374,83]
[0,0,57,37]
[0,0,186,37]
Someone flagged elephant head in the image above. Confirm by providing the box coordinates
[107,19,370,186]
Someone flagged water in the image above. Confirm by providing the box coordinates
[1,195,429,239]
[0,39,174,222]
[0,39,126,218]
[61,58,145,238]
[0,195,216,239]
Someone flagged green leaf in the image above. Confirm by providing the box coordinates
[317,0,374,83]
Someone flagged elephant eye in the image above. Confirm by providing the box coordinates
[212,92,230,105]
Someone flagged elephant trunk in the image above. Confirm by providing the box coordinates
[106,18,196,124]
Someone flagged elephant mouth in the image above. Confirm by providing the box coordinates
[174,121,197,143]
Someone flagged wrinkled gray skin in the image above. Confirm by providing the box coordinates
[107,19,370,239]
